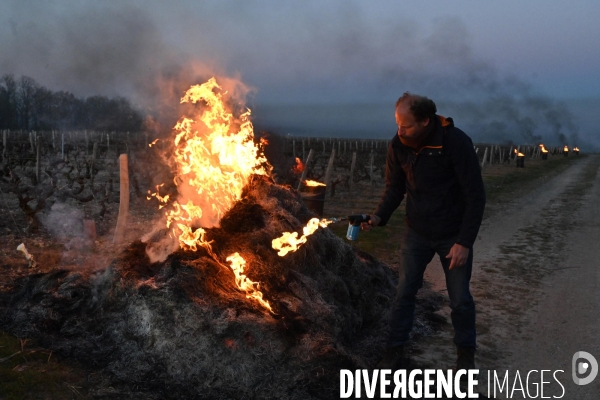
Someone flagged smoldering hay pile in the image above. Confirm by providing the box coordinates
[1,177,397,398]
[0,78,442,399]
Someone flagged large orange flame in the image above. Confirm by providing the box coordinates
[153,77,270,249]
[272,218,333,256]
[149,77,272,312]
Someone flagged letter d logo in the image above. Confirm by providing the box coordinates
[572,351,598,385]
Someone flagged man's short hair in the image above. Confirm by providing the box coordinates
[395,92,437,122]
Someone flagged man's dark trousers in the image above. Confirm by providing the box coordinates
[388,228,476,349]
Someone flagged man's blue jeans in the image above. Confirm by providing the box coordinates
[388,228,476,349]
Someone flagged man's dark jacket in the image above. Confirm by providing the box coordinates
[373,115,485,248]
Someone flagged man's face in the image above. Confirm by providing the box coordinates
[395,104,429,141]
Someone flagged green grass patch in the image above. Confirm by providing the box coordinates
[0,331,88,399]
[327,208,406,263]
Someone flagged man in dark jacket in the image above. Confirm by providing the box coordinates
[363,92,486,370]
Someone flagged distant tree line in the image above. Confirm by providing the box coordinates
[0,74,144,132]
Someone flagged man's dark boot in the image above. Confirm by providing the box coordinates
[456,346,476,370]
[376,345,408,370]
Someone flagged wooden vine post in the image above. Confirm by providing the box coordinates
[2,130,6,161]
[369,149,374,186]
[113,154,130,245]
[349,151,357,191]
[91,142,98,183]
[324,148,336,196]
[36,136,41,183]
[481,147,489,167]
[297,149,314,191]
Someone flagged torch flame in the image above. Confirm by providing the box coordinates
[272,218,333,256]
[564,145,569,152]
[539,144,548,153]
[574,146,579,151]
[304,180,326,187]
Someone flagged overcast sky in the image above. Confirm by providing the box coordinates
[2,1,600,146]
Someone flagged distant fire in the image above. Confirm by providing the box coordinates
[573,147,580,151]
[292,157,304,174]
[539,144,548,153]
[514,148,525,157]
[272,218,333,256]
[564,145,569,152]
[304,180,326,187]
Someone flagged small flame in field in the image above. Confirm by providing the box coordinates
[564,145,569,152]
[304,180,326,187]
[539,144,548,153]
[17,243,36,268]
[272,218,333,256]
[514,148,525,157]
[574,146,580,151]
[147,184,169,208]
[226,253,273,312]
[292,157,304,174]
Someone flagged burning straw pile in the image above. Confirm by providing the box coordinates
[0,175,396,399]
[0,78,441,399]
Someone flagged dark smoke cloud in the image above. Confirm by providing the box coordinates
[0,1,220,134]
[0,1,587,147]
[306,14,580,146]
[241,8,583,146]
[1,2,174,97]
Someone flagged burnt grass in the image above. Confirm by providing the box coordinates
[0,176,446,399]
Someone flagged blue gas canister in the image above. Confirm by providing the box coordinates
[346,223,361,241]
[345,214,370,241]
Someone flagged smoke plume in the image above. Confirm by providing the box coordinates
[0,1,586,146]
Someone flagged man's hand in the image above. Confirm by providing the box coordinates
[361,215,381,231]
[445,243,470,270]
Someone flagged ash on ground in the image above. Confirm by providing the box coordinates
[0,176,445,399]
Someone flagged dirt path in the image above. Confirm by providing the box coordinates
[414,155,600,398]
